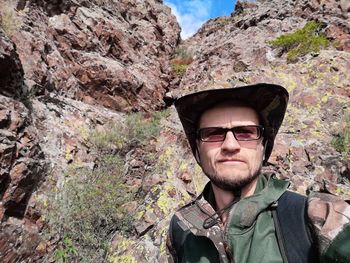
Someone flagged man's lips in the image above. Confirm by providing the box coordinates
[217,158,245,163]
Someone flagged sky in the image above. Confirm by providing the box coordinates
[164,0,237,39]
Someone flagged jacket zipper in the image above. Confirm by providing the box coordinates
[222,199,240,263]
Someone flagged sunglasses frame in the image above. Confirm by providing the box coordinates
[197,125,264,142]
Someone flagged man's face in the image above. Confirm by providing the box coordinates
[197,103,264,191]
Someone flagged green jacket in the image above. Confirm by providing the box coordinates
[167,175,350,263]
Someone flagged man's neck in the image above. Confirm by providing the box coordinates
[211,178,258,225]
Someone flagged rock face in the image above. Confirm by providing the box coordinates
[0,0,180,262]
[0,31,25,98]
[0,31,46,262]
[0,0,349,262]
[12,0,180,111]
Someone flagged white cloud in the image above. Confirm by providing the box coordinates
[165,0,214,39]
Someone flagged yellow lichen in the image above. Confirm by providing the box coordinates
[78,125,89,142]
[278,73,297,93]
[110,255,137,263]
[321,92,331,104]
[166,169,172,179]
[310,129,322,137]
[164,184,175,192]
[64,145,74,161]
[192,164,208,194]
[335,97,349,104]
[159,148,174,165]
[179,161,188,172]
[157,191,172,215]
[330,74,340,84]
[136,210,145,220]
[117,240,135,252]
[159,229,168,256]
[314,119,321,128]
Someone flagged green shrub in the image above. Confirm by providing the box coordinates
[269,21,329,62]
[171,46,193,76]
[48,155,135,262]
[174,46,192,61]
[90,110,169,151]
[171,63,190,75]
[90,121,127,151]
[216,17,230,25]
[54,236,78,263]
[332,118,350,157]
[126,110,168,142]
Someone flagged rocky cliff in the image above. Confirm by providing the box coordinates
[0,0,180,261]
[0,0,349,262]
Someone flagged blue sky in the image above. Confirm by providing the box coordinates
[164,0,237,39]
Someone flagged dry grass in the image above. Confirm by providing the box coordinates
[0,1,24,35]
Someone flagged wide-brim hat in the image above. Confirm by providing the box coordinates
[174,83,289,162]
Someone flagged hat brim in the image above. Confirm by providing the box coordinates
[174,83,289,162]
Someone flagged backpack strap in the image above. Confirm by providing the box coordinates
[167,201,229,263]
[273,191,318,263]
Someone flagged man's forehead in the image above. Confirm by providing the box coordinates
[201,100,258,116]
[199,101,260,126]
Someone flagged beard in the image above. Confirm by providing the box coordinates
[203,165,262,192]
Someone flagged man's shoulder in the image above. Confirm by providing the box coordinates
[171,196,212,229]
[169,199,197,233]
[306,192,350,259]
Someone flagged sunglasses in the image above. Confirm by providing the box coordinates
[197,125,264,142]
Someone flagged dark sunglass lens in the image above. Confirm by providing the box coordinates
[201,128,226,142]
[234,126,259,140]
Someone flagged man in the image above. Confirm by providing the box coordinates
[167,83,350,263]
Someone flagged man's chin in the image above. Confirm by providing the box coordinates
[207,172,260,192]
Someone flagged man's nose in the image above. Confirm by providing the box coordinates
[221,131,241,152]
